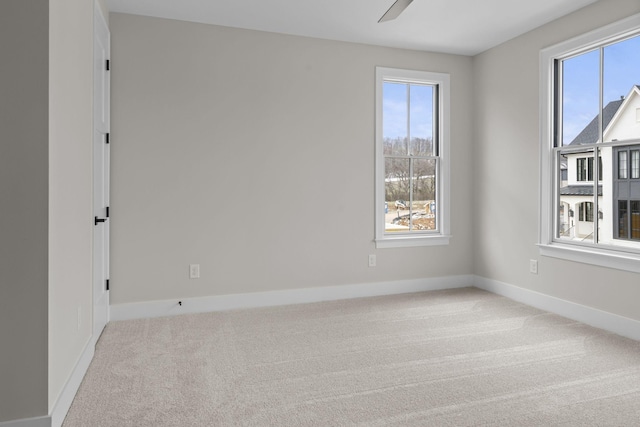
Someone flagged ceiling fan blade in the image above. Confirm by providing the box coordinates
[378,0,414,23]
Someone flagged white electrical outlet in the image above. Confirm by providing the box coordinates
[529,259,538,274]
[189,264,200,279]
[368,254,377,267]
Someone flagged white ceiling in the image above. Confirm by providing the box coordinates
[106,0,599,56]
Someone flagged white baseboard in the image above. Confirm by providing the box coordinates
[110,275,476,321]
[474,275,640,341]
[0,335,98,427]
[48,337,96,427]
[110,275,640,342]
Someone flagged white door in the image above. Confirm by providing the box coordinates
[93,2,110,340]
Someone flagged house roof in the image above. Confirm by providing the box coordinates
[559,185,603,196]
[569,85,640,146]
[568,99,623,146]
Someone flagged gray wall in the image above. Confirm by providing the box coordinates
[0,0,49,421]
[473,0,640,321]
[109,13,475,305]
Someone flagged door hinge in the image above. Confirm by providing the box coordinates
[106,59,110,71]
[106,206,110,218]
[105,133,110,144]
[106,279,110,291]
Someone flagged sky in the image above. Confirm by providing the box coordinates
[382,82,433,141]
[562,34,640,145]
[383,34,640,145]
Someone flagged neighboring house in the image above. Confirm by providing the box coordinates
[560,85,640,244]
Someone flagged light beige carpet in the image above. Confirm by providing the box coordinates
[64,288,640,426]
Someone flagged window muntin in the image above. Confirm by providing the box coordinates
[540,15,640,270]
[375,67,450,248]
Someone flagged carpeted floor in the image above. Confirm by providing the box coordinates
[63,288,640,426]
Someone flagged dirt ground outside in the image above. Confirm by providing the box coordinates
[385,200,436,231]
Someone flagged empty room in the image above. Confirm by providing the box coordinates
[2,0,640,425]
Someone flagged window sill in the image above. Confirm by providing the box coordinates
[376,234,451,249]
[538,242,640,274]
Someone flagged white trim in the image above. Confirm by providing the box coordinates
[475,276,640,341]
[112,275,640,341]
[0,418,50,427]
[374,67,451,249]
[539,243,640,274]
[48,339,95,427]
[541,13,640,59]
[6,330,102,427]
[110,275,475,321]
[375,234,451,248]
[538,12,640,272]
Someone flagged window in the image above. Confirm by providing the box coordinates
[540,14,640,272]
[576,156,602,181]
[617,200,640,240]
[579,202,594,222]
[618,200,628,238]
[619,151,628,179]
[616,148,640,180]
[375,67,450,248]
[577,158,587,181]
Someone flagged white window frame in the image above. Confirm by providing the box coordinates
[539,13,640,273]
[375,67,450,248]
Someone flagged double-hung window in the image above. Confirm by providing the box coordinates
[375,67,450,248]
[539,13,640,272]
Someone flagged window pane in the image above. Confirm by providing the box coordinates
[579,201,594,222]
[384,158,437,233]
[412,159,437,231]
[561,49,599,146]
[384,158,410,233]
[603,34,640,143]
[409,84,435,156]
[619,150,628,179]
[632,201,640,240]
[598,156,603,181]
[632,150,640,179]
[559,153,568,186]
[382,82,408,156]
[577,157,586,181]
[576,201,595,241]
[618,200,628,239]
[385,157,409,203]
